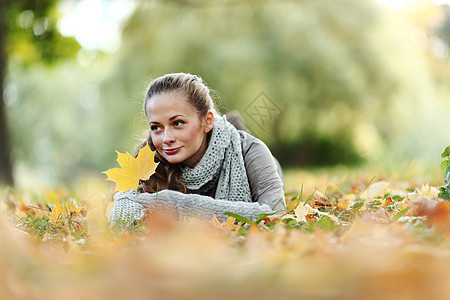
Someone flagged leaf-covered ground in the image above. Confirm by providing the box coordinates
[1,168,449,300]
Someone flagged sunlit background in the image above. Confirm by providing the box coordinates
[1,0,450,188]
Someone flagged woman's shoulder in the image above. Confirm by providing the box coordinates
[238,130,284,183]
[238,130,270,155]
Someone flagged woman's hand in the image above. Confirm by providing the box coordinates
[110,190,179,228]
[109,189,146,228]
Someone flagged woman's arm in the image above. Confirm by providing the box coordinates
[109,189,274,227]
[240,132,286,212]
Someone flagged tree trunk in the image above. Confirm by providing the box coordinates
[0,0,14,186]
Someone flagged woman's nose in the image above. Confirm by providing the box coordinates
[163,129,176,144]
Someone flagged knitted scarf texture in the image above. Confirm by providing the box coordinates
[181,115,252,203]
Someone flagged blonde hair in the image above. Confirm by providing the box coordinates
[144,72,218,118]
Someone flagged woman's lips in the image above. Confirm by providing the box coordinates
[163,147,182,155]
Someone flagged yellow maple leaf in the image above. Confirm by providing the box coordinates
[102,143,158,193]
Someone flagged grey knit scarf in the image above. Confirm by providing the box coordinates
[181,115,252,203]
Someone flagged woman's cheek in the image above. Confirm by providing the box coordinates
[151,134,162,150]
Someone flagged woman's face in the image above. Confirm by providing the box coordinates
[146,90,214,168]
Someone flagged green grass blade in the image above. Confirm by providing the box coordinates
[255,212,276,225]
[392,206,410,222]
[224,212,255,225]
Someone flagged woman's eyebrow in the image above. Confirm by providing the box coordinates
[169,114,184,121]
[149,114,184,124]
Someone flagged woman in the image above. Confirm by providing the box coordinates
[110,73,285,227]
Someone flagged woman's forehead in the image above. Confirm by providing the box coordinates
[146,91,197,119]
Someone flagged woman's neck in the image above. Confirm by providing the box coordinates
[182,131,212,168]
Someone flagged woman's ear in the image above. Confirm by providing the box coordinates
[203,110,214,133]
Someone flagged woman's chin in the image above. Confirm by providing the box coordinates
[163,155,185,165]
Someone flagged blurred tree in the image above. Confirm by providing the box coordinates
[0,0,80,185]
[437,5,450,43]
[5,0,450,186]
[105,0,442,167]
[0,0,14,185]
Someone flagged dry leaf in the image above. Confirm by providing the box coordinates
[209,214,223,229]
[361,209,391,225]
[294,203,339,223]
[286,198,300,212]
[49,200,66,226]
[418,201,450,234]
[224,216,236,231]
[294,204,314,222]
[102,143,158,193]
[362,181,389,200]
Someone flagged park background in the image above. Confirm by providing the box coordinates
[1,1,450,300]
[1,0,450,189]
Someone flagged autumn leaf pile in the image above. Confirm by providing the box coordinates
[1,149,450,299]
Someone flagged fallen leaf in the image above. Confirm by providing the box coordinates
[286,198,300,213]
[383,196,394,208]
[224,216,236,231]
[209,214,223,229]
[49,201,66,226]
[337,200,347,210]
[295,203,340,224]
[418,201,450,234]
[18,202,35,217]
[294,204,314,222]
[361,209,391,224]
[362,181,389,200]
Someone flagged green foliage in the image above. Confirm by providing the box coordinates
[438,185,450,201]
[442,146,450,158]
[2,0,85,185]
[439,146,450,200]
[441,161,450,184]
[441,146,450,184]
[4,0,80,65]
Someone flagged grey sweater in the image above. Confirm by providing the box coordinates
[238,131,285,211]
[109,131,285,226]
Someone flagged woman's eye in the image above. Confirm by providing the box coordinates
[174,120,185,127]
[151,125,161,131]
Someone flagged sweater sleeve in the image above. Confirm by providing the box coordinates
[240,132,286,212]
[109,193,146,228]
[109,189,274,226]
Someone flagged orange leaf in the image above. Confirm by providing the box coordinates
[49,201,66,225]
[286,198,300,213]
[19,202,35,217]
[419,201,450,234]
[102,143,158,193]
[209,214,223,229]
[224,216,236,231]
